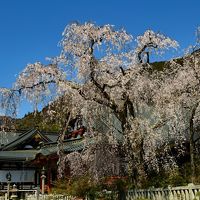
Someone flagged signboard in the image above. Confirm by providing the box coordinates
[0,170,35,183]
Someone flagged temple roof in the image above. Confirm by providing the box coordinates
[41,138,84,155]
[0,150,38,161]
[0,129,85,161]
[0,129,51,151]
[0,131,20,146]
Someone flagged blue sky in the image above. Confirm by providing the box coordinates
[0,0,199,117]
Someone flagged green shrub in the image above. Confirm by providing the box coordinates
[52,176,99,199]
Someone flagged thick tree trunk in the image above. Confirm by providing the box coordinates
[118,102,146,187]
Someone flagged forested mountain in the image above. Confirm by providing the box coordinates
[15,110,60,132]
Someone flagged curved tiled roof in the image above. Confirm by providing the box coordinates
[0,131,21,146]
[40,138,85,155]
[0,129,51,150]
[0,150,38,161]
[0,137,85,161]
[0,129,94,162]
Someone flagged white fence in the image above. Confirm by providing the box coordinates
[126,183,200,200]
[1,183,200,200]
[26,194,74,200]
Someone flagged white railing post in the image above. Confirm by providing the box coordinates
[125,184,200,200]
[188,183,195,200]
[167,186,173,200]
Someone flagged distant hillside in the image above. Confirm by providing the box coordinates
[15,109,60,132]
[15,98,77,132]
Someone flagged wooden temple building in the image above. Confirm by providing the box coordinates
[0,128,85,195]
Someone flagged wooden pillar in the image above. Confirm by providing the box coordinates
[47,169,51,193]
[41,167,46,195]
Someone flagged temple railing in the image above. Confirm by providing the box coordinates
[1,183,200,200]
[0,184,36,191]
[126,183,200,200]
[26,194,72,200]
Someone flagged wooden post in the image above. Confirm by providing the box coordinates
[41,167,46,195]
[6,172,11,200]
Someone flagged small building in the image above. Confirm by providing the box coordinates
[0,128,85,196]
